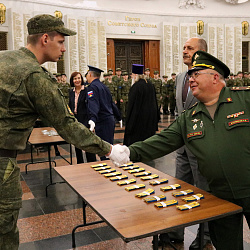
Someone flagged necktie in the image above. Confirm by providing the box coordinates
[182,74,190,102]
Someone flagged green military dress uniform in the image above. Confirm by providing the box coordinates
[0,47,110,250]
[129,50,250,250]
[120,78,131,120]
[129,87,249,250]
[166,78,176,115]
[151,77,163,109]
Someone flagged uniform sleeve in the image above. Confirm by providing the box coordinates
[129,118,184,162]
[25,73,110,156]
[87,84,100,123]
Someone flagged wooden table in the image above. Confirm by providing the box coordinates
[55,160,242,249]
[26,127,72,196]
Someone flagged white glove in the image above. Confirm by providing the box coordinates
[88,120,95,132]
[108,144,130,166]
[119,120,123,128]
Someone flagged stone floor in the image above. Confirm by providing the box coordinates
[16,114,250,250]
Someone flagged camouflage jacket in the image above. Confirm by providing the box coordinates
[0,47,110,155]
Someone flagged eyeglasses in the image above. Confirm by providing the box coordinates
[190,71,215,79]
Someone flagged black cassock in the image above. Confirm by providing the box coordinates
[123,78,159,146]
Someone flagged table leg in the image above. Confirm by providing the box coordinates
[199,223,205,250]
[152,235,159,250]
[72,199,104,248]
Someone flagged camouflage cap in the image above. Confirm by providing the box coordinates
[116,68,121,71]
[154,70,159,75]
[122,71,128,76]
[145,68,150,72]
[27,14,77,36]
[162,75,168,78]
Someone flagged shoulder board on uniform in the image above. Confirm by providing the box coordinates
[188,102,198,110]
[85,84,90,88]
[231,86,250,91]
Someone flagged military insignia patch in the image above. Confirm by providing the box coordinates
[227,111,244,119]
[187,131,202,138]
[67,105,74,116]
[200,121,203,128]
[228,119,249,126]
[192,110,196,116]
[193,124,197,130]
[226,98,232,102]
[88,91,93,98]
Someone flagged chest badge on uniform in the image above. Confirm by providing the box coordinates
[88,91,93,98]
[226,98,232,102]
[200,121,203,128]
[193,124,197,130]
[192,110,196,116]
[192,118,200,123]
[227,111,244,119]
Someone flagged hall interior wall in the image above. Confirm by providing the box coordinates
[1,0,249,77]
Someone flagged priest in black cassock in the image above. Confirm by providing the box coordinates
[123,64,159,147]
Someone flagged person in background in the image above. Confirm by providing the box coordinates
[123,64,158,147]
[86,65,122,160]
[144,67,153,81]
[166,73,176,116]
[162,75,169,115]
[120,71,131,122]
[152,70,163,116]
[69,72,96,163]
[58,73,71,103]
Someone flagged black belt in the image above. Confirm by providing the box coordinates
[0,149,17,158]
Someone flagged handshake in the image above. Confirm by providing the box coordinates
[107,144,130,166]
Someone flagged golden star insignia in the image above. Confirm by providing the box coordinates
[194,53,199,60]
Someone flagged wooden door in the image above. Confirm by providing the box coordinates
[106,39,160,76]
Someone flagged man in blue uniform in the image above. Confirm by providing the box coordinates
[86,65,121,160]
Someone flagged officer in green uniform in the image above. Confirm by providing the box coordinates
[152,71,163,112]
[58,73,71,103]
[111,51,250,250]
[161,75,169,114]
[120,71,131,121]
[0,14,117,250]
[234,71,244,87]
[166,73,176,115]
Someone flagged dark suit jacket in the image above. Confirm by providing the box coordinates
[69,88,89,127]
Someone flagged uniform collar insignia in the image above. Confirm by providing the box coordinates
[226,98,232,102]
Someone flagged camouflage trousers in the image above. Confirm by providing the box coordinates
[0,157,22,250]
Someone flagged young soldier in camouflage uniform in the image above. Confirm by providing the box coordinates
[166,73,176,116]
[112,68,123,110]
[104,72,117,103]
[144,68,153,81]
[152,70,163,114]
[161,75,169,115]
[120,72,131,121]
[0,14,123,250]
[58,73,71,103]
